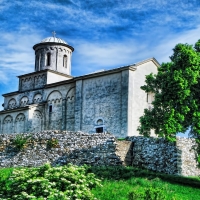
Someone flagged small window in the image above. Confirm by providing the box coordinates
[46,53,51,66]
[63,55,67,68]
[96,127,103,133]
[49,105,52,113]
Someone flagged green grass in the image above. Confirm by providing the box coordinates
[89,166,200,200]
[1,166,200,200]
[92,177,200,200]
[0,168,13,181]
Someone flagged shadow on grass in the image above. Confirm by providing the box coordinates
[86,165,200,189]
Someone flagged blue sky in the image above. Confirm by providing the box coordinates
[0,0,200,120]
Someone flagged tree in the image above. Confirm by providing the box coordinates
[138,40,200,141]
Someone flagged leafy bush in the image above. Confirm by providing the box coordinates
[12,135,30,150]
[128,187,167,200]
[0,163,101,200]
[47,138,59,149]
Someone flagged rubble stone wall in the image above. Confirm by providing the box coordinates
[128,136,200,176]
[0,131,199,177]
[0,131,122,168]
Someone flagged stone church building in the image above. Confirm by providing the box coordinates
[0,36,158,137]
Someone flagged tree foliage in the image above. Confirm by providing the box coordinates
[138,40,200,140]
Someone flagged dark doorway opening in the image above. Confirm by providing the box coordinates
[96,127,103,133]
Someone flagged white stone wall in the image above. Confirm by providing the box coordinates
[78,72,126,137]
[34,44,72,75]
[1,82,76,134]
[128,61,158,136]
[19,73,47,92]
[0,110,29,134]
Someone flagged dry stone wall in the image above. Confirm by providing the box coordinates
[128,136,200,176]
[0,131,122,168]
[0,132,199,177]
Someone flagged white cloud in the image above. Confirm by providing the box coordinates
[0,30,42,83]
[71,25,200,77]
[153,26,200,63]
[0,71,8,82]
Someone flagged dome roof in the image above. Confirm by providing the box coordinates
[40,37,67,44]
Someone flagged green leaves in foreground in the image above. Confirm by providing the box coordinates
[0,163,101,200]
[138,40,200,140]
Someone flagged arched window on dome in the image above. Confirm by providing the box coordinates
[35,55,40,71]
[63,55,67,68]
[46,52,51,66]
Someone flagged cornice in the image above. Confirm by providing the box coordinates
[33,42,74,52]
[18,69,73,79]
[0,102,46,114]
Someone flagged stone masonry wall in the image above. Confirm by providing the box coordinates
[0,132,199,177]
[128,136,200,176]
[0,131,122,168]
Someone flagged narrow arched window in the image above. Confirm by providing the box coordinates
[46,53,51,66]
[35,55,38,71]
[63,55,67,68]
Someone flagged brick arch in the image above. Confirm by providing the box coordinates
[15,113,25,133]
[3,115,13,134]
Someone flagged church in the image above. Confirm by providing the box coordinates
[0,35,158,137]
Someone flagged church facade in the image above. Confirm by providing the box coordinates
[0,36,158,137]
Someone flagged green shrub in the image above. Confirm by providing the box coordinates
[128,187,167,200]
[0,163,101,200]
[47,138,59,149]
[12,135,30,150]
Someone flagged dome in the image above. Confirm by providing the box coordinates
[40,37,67,44]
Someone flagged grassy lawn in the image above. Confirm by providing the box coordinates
[0,166,200,200]
[90,166,200,200]
[92,176,200,199]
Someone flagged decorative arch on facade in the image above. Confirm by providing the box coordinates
[8,98,17,109]
[66,87,75,131]
[47,90,62,130]
[47,90,62,103]
[15,113,25,133]
[32,110,43,132]
[33,93,42,104]
[3,115,13,134]
[20,96,29,107]
[34,74,46,89]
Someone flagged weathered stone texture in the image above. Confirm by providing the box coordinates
[0,132,199,177]
[0,131,122,168]
[128,136,200,176]
[176,137,200,176]
[115,140,133,166]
